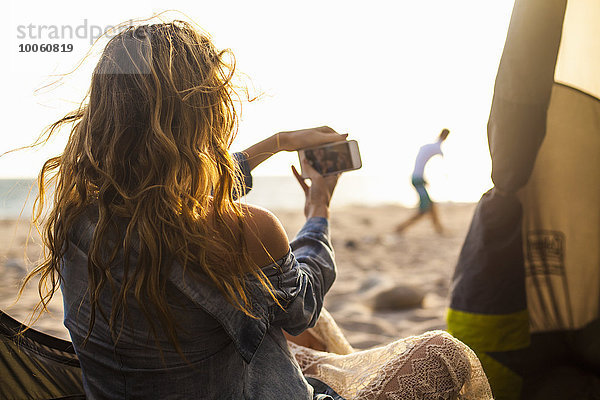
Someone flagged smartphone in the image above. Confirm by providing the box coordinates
[298,140,362,178]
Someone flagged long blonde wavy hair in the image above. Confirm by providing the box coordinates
[20,21,276,351]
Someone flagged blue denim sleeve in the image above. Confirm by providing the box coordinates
[260,217,337,335]
[232,152,253,196]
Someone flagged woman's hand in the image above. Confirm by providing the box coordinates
[242,126,347,172]
[292,160,338,219]
[278,126,347,152]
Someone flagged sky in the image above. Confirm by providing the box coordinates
[1,0,516,205]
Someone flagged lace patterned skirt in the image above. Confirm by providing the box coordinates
[289,309,493,400]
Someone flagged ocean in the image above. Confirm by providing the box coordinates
[0,179,39,219]
[0,175,413,219]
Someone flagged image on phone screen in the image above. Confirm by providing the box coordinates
[299,140,361,177]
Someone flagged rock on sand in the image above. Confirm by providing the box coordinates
[372,284,425,311]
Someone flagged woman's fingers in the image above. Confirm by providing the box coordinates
[300,158,323,181]
[300,159,339,192]
[291,165,309,195]
[294,159,339,219]
[316,126,348,140]
[304,160,339,199]
[280,127,348,151]
[316,126,336,133]
[323,172,340,192]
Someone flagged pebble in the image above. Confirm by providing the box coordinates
[361,235,381,245]
[371,284,425,310]
[360,217,372,226]
[358,275,386,292]
[344,239,358,250]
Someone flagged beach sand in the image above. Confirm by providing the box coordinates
[0,203,475,349]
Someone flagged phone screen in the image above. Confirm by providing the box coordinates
[300,140,360,176]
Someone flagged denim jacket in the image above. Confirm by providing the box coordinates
[60,153,341,399]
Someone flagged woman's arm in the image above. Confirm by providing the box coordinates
[241,126,347,171]
[235,138,339,337]
[275,216,336,334]
[247,161,338,336]
[239,207,335,335]
[232,126,345,197]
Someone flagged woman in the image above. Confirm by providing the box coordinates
[24,21,491,399]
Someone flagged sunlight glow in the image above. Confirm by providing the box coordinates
[1,0,515,206]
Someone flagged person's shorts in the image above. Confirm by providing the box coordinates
[411,176,432,212]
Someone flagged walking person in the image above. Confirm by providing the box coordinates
[395,129,450,234]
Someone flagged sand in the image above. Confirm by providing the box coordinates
[0,203,476,349]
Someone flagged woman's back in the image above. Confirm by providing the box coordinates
[60,201,328,399]
[61,209,241,398]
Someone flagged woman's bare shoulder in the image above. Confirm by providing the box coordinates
[239,204,290,267]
